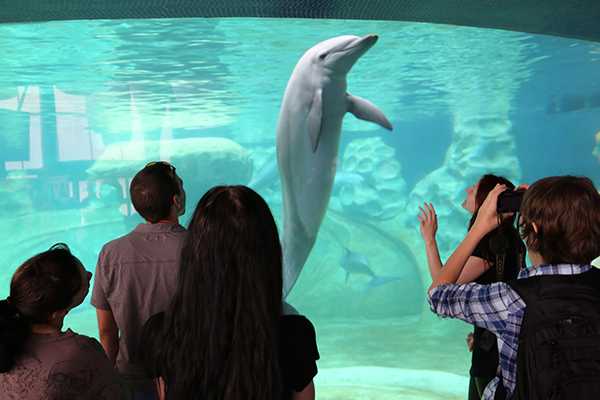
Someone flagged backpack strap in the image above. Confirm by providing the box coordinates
[510,268,600,303]
[496,253,505,282]
[494,380,509,400]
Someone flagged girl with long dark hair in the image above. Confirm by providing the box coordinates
[0,244,126,399]
[140,186,319,400]
[418,174,525,400]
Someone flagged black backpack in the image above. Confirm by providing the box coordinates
[500,268,600,399]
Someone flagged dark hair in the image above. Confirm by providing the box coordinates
[0,244,83,373]
[138,312,165,379]
[130,162,182,223]
[475,175,516,217]
[161,186,283,400]
[468,174,516,229]
[468,174,522,265]
[520,176,600,264]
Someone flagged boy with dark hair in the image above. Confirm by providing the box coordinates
[91,161,187,398]
[428,176,600,399]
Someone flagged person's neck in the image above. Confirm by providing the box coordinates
[528,251,546,267]
[150,216,179,225]
[31,323,61,335]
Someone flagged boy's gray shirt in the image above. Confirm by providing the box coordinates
[91,222,186,378]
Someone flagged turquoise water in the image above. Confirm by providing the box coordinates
[0,17,599,398]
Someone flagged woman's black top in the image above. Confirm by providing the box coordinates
[279,315,320,397]
[470,225,525,378]
[139,312,319,399]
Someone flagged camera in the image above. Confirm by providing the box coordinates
[497,189,525,213]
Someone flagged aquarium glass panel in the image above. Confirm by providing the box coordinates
[0,18,599,399]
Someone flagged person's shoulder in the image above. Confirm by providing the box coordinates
[46,331,128,399]
[32,331,113,374]
[101,229,137,253]
[96,228,142,268]
[279,315,320,391]
[280,314,315,331]
[64,330,108,358]
[280,315,318,345]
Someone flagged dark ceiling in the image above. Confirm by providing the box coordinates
[1,0,600,42]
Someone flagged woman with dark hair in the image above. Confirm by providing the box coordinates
[140,185,319,400]
[418,174,525,400]
[0,244,126,399]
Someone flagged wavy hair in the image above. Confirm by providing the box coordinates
[0,244,82,373]
[520,176,600,264]
[161,186,283,400]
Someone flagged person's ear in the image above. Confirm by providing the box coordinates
[50,309,68,325]
[173,194,182,211]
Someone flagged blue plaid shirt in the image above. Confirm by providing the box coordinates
[428,264,592,400]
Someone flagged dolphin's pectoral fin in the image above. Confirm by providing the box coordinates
[347,93,393,131]
[308,89,323,152]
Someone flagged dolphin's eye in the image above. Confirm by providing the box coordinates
[318,53,327,60]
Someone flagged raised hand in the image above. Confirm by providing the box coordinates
[418,203,438,244]
[471,184,508,235]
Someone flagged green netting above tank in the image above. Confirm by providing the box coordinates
[2,0,600,42]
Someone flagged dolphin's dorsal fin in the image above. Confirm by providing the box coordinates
[308,89,323,152]
[347,93,393,131]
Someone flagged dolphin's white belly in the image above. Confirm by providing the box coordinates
[277,97,344,239]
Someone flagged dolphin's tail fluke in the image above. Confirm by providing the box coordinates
[366,275,403,290]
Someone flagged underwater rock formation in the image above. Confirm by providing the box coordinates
[405,28,527,272]
[87,137,253,200]
[333,137,407,221]
[407,116,521,262]
[246,145,281,207]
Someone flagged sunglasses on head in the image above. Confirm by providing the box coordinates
[145,161,176,174]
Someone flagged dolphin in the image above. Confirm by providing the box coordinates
[364,275,404,290]
[277,34,393,297]
[340,246,376,283]
[340,247,404,290]
[249,158,367,191]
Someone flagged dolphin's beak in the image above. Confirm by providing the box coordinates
[328,34,380,73]
[361,34,378,46]
[352,34,378,55]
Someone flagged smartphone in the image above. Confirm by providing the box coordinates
[497,189,525,213]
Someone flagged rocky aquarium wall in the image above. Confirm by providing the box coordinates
[0,16,599,399]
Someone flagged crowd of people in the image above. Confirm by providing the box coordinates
[424,175,600,399]
[0,159,599,400]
